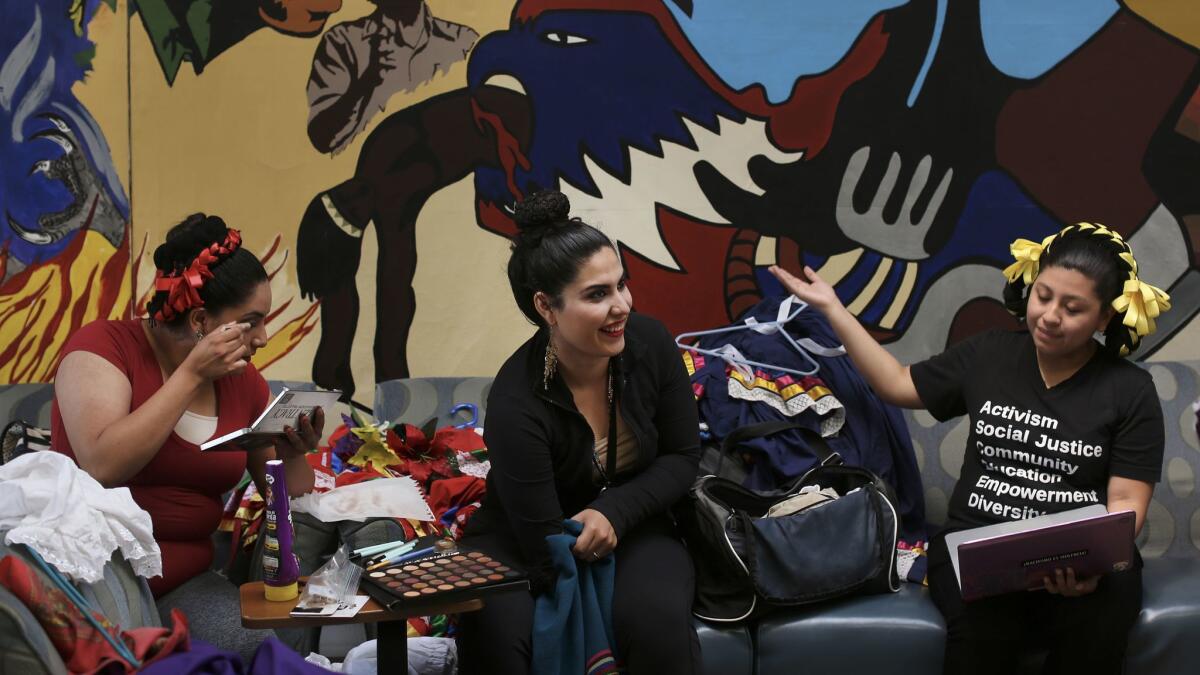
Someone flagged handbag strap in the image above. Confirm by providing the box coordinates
[716,420,842,476]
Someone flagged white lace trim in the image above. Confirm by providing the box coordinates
[727,379,847,436]
[0,454,162,583]
[455,452,491,479]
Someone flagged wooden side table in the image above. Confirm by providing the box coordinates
[239,581,483,672]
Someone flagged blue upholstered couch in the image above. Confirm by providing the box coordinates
[372,365,1200,675]
[1,363,1198,674]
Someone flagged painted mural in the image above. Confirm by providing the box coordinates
[1,0,1198,399]
[0,0,320,384]
[296,0,1200,398]
[0,0,130,382]
[134,0,343,84]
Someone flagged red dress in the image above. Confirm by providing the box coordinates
[50,319,269,597]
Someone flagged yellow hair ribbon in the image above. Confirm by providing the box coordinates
[1112,278,1171,337]
[1003,234,1056,285]
[1118,251,1138,276]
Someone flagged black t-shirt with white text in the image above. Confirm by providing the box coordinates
[911,330,1163,533]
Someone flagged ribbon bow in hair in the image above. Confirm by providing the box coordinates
[1112,278,1171,337]
[151,229,242,322]
[1003,234,1056,285]
[154,263,213,322]
[1118,251,1138,276]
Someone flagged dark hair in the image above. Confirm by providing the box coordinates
[1002,224,1134,356]
[506,190,615,327]
[147,213,268,329]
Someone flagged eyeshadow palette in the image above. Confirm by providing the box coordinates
[360,548,528,610]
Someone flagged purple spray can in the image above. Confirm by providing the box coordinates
[262,459,301,601]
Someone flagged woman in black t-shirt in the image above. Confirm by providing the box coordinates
[770,223,1168,675]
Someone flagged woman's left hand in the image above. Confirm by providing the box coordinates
[1041,567,1100,597]
[570,508,617,561]
[275,407,325,459]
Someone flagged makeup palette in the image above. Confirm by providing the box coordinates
[360,547,528,610]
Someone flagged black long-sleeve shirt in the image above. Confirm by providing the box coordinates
[463,313,701,592]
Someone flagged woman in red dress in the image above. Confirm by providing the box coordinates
[51,213,323,658]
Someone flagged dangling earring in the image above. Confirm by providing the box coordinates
[194,329,205,341]
[543,331,558,390]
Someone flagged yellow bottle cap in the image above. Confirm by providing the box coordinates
[264,581,299,602]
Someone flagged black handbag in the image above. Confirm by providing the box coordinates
[1,420,50,465]
[678,421,901,623]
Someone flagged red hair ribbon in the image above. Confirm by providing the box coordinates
[152,229,243,322]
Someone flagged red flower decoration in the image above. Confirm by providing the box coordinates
[388,424,457,485]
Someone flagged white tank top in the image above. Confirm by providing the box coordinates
[175,409,218,445]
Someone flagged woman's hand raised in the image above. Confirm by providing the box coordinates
[182,322,253,381]
[769,265,841,313]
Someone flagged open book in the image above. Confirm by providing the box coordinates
[945,504,1135,601]
[200,388,342,451]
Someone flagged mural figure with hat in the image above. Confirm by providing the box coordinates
[306,0,479,154]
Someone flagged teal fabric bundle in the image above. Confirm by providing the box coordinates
[532,520,618,675]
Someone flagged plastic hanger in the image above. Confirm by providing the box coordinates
[449,403,479,429]
[675,295,846,378]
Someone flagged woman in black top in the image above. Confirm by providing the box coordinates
[770,223,1167,675]
[456,191,702,674]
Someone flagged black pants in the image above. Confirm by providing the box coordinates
[928,536,1142,675]
[456,517,703,675]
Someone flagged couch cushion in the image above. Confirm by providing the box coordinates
[0,584,67,675]
[0,384,54,429]
[696,619,754,675]
[755,584,944,675]
[374,377,493,427]
[1128,557,1200,675]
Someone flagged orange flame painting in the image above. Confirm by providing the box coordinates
[0,230,318,384]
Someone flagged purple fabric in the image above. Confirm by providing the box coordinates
[248,638,332,674]
[140,638,331,675]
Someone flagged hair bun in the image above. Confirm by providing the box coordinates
[514,190,571,233]
[153,213,230,272]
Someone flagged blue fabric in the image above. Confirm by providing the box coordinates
[532,520,618,675]
[692,296,926,541]
[140,637,327,675]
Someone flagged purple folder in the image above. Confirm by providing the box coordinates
[946,505,1136,602]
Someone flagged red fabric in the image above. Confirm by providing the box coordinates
[0,555,191,674]
[50,319,270,597]
[427,476,486,539]
[426,476,486,520]
[218,483,266,569]
[387,424,484,484]
[306,446,336,487]
[433,427,486,454]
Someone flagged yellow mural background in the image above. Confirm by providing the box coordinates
[119,0,530,396]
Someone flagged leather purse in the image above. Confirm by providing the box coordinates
[677,421,901,622]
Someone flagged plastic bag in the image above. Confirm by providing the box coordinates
[296,544,362,610]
